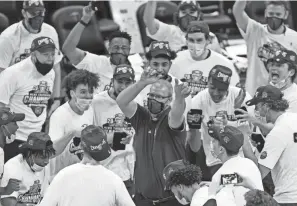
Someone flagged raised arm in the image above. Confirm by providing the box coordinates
[168,79,191,129]
[233,0,250,33]
[143,1,160,35]
[62,4,95,65]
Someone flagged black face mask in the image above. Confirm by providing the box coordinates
[28,16,44,31]
[35,58,54,76]
[266,17,284,31]
[147,98,165,114]
[110,53,129,65]
[178,15,198,32]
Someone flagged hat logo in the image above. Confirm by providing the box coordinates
[223,136,230,143]
[37,38,53,46]
[28,0,42,6]
[275,50,281,56]
[290,55,296,61]
[217,72,229,82]
[153,42,169,50]
[29,140,34,146]
[1,113,8,121]
[117,66,132,74]
[262,92,268,98]
[282,51,287,57]
[90,139,106,151]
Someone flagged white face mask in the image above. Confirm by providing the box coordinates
[175,196,190,205]
[76,98,92,111]
[31,163,44,172]
[188,42,205,57]
[269,74,290,90]
[6,134,16,144]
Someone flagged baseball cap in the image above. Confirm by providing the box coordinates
[163,159,188,190]
[31,37,56,53]
[23,0,45,12]
[113,64,135,81]
[187,21,209,35]
[81,125,111,161]
[179,0,201,11]
[246,85,283,106]
[209,65,232,90]
[0,108,25,126]
[208,125,244,153]
[149,41,172,59]
[19,132,53,151]
[267,49,297,65]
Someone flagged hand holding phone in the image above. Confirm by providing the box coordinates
[112,132,127,151]
[221,173,239,185]
[234,106,247,120]
[187,109,203,129]
[91,0,99,11]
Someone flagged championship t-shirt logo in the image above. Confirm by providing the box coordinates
[17,180,42,204]
[103,113,132,133]
[182,70,208,97]
[209,110,236,122]
[15,49,31,64]
[23,81,51,117]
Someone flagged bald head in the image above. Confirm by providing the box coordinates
[150,79,173,97]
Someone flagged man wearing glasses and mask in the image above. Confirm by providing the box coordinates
[117,67,191,206]
[62,4,143,94]
[143,0,221,53]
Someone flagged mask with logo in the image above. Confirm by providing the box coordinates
[147,98,165,114]
[35,58,54,76]
[266,17,284,30]
[175,196,190,205]
[188,42,205,57]
[28,15,44,31]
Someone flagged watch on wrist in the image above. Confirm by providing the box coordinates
[53,97,63,101]
[79,20,88,27]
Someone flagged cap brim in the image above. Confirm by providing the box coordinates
[212,78,229,90]
[34,45,56,53]
[89,148,111,161]
[246,98,260,106]
[151,50,171,58]
[267,58,288,64]
[114,74,134,81]
[12,113,25,122]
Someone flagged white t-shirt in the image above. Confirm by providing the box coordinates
[239,19,297,95]
[258,112,297,203]
[49,102,94,179]
[147,19,222,53]
[0,21,62,68]
[170,50,240,97]
[93,91,137,181]
[39,163,135,206]
[211,156,264,191]
[75,52,144,94]
[0,57,55,141]
[191,86,253,166]
[1,154,50,205]
[283,83,297,113]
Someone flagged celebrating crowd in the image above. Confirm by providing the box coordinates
[0,0,297,206]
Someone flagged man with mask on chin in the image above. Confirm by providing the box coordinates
[143,0,221,53]
[0,0,63,118]
[170,21,239,98]
[0,36,56,162]
[62,4,143,95]
[117,67,191,206]
[233,0,297,96]
[1,132,55,206]
[48,69,99,180]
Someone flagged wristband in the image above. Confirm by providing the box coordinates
[53,97,63,101]
[79,20,88,27]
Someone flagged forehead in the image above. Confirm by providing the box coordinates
[75,84,91,90]
[35,48,55,55]
[266,4,286,13]
[267,61,289,69]
[114,78,132,83]
[150,57,170,63]
[110,37,130,46]
[187,32,206,40]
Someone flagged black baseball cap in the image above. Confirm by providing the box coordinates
[81,125,111,161]
[208,125,244,153]
[163,160,188,190]
[187,21,209,35]
[19,132,53,151]
[209,65,232,90]
[23,0,45,12]
[113,64,135,81]
[268,49,297,65]
[178,0,201,12]
[246,85,283,106]
[149,41,172,59]
[31,36,56,53]
[0,108,25,126]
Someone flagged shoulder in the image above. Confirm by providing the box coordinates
[228,86,241,96]
[50,102,70,119]
[209,50,232,64]
[1,22,21,37]
[4,155,23,172]
[175,50,190,60]
[41,23,58,34]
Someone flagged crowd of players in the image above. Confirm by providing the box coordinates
[0,0,297,205]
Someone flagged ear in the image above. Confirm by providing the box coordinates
[21,9,27,19]
[284,10,289,19]
[69,90,76,99]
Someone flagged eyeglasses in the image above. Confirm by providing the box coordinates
[147,93,171,101]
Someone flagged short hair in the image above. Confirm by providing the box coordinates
[265,0,290,11]
[245,189,279,206]
[63,69,100,99]
[287,63,297,82]
[20,147,55,159]
[108,30,132,45]
[216,140,240,156]
[166,165,202,189]
[145,52,177,61]
[265,99,289,112]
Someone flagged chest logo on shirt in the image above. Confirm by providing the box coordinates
[181,70,208,97]
[23,81,52,117]
[15,49,31,64]
[17,180,42,204]
[103,113,133,133]
[208,110,237,126]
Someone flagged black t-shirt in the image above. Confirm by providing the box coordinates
[129,104,186,199]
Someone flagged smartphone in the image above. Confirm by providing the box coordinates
[187,109,203,129]
[251,133,265,152]
[112,132,127,151]
[221,173,239,185]
[91,0,99,11]
[294,133,297,143]
[234,106,247,117]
